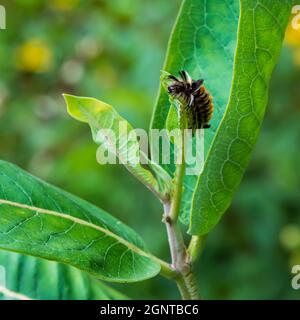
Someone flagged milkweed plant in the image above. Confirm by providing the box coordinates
[0,0,295,300]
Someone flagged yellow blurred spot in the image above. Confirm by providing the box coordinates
[280,225,300,251]
[285,19,300,47]
[49,0,79,11]
[15,39,52,73]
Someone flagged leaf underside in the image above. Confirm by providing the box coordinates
[0,251,127,300]
[0,160,160,282]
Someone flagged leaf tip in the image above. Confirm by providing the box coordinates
[62,93,76,103]
[63,94,113,124]
[62,93,86,123]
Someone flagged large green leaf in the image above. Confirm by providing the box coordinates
[151,0,293,235]
[190,0,293,235]
[64,94,172,202]
[151,0,240,224]
[0,160,160,282]
[0,251,127,300]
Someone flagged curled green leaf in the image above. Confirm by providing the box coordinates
[64,94,172,202]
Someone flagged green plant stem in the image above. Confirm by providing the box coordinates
[170,108,187,222]
[169,162,185,222]
[163,201,187,272]
[176,271,201,300]
[165,131,186,269]
[163,201,200,300]
[175,276,193,300]
[161,109,201,299]
[151,254,179,280]
[187,235,206,264]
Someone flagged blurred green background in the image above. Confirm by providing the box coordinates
[0,0,299,299]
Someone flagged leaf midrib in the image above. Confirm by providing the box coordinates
[0,199,153,260]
